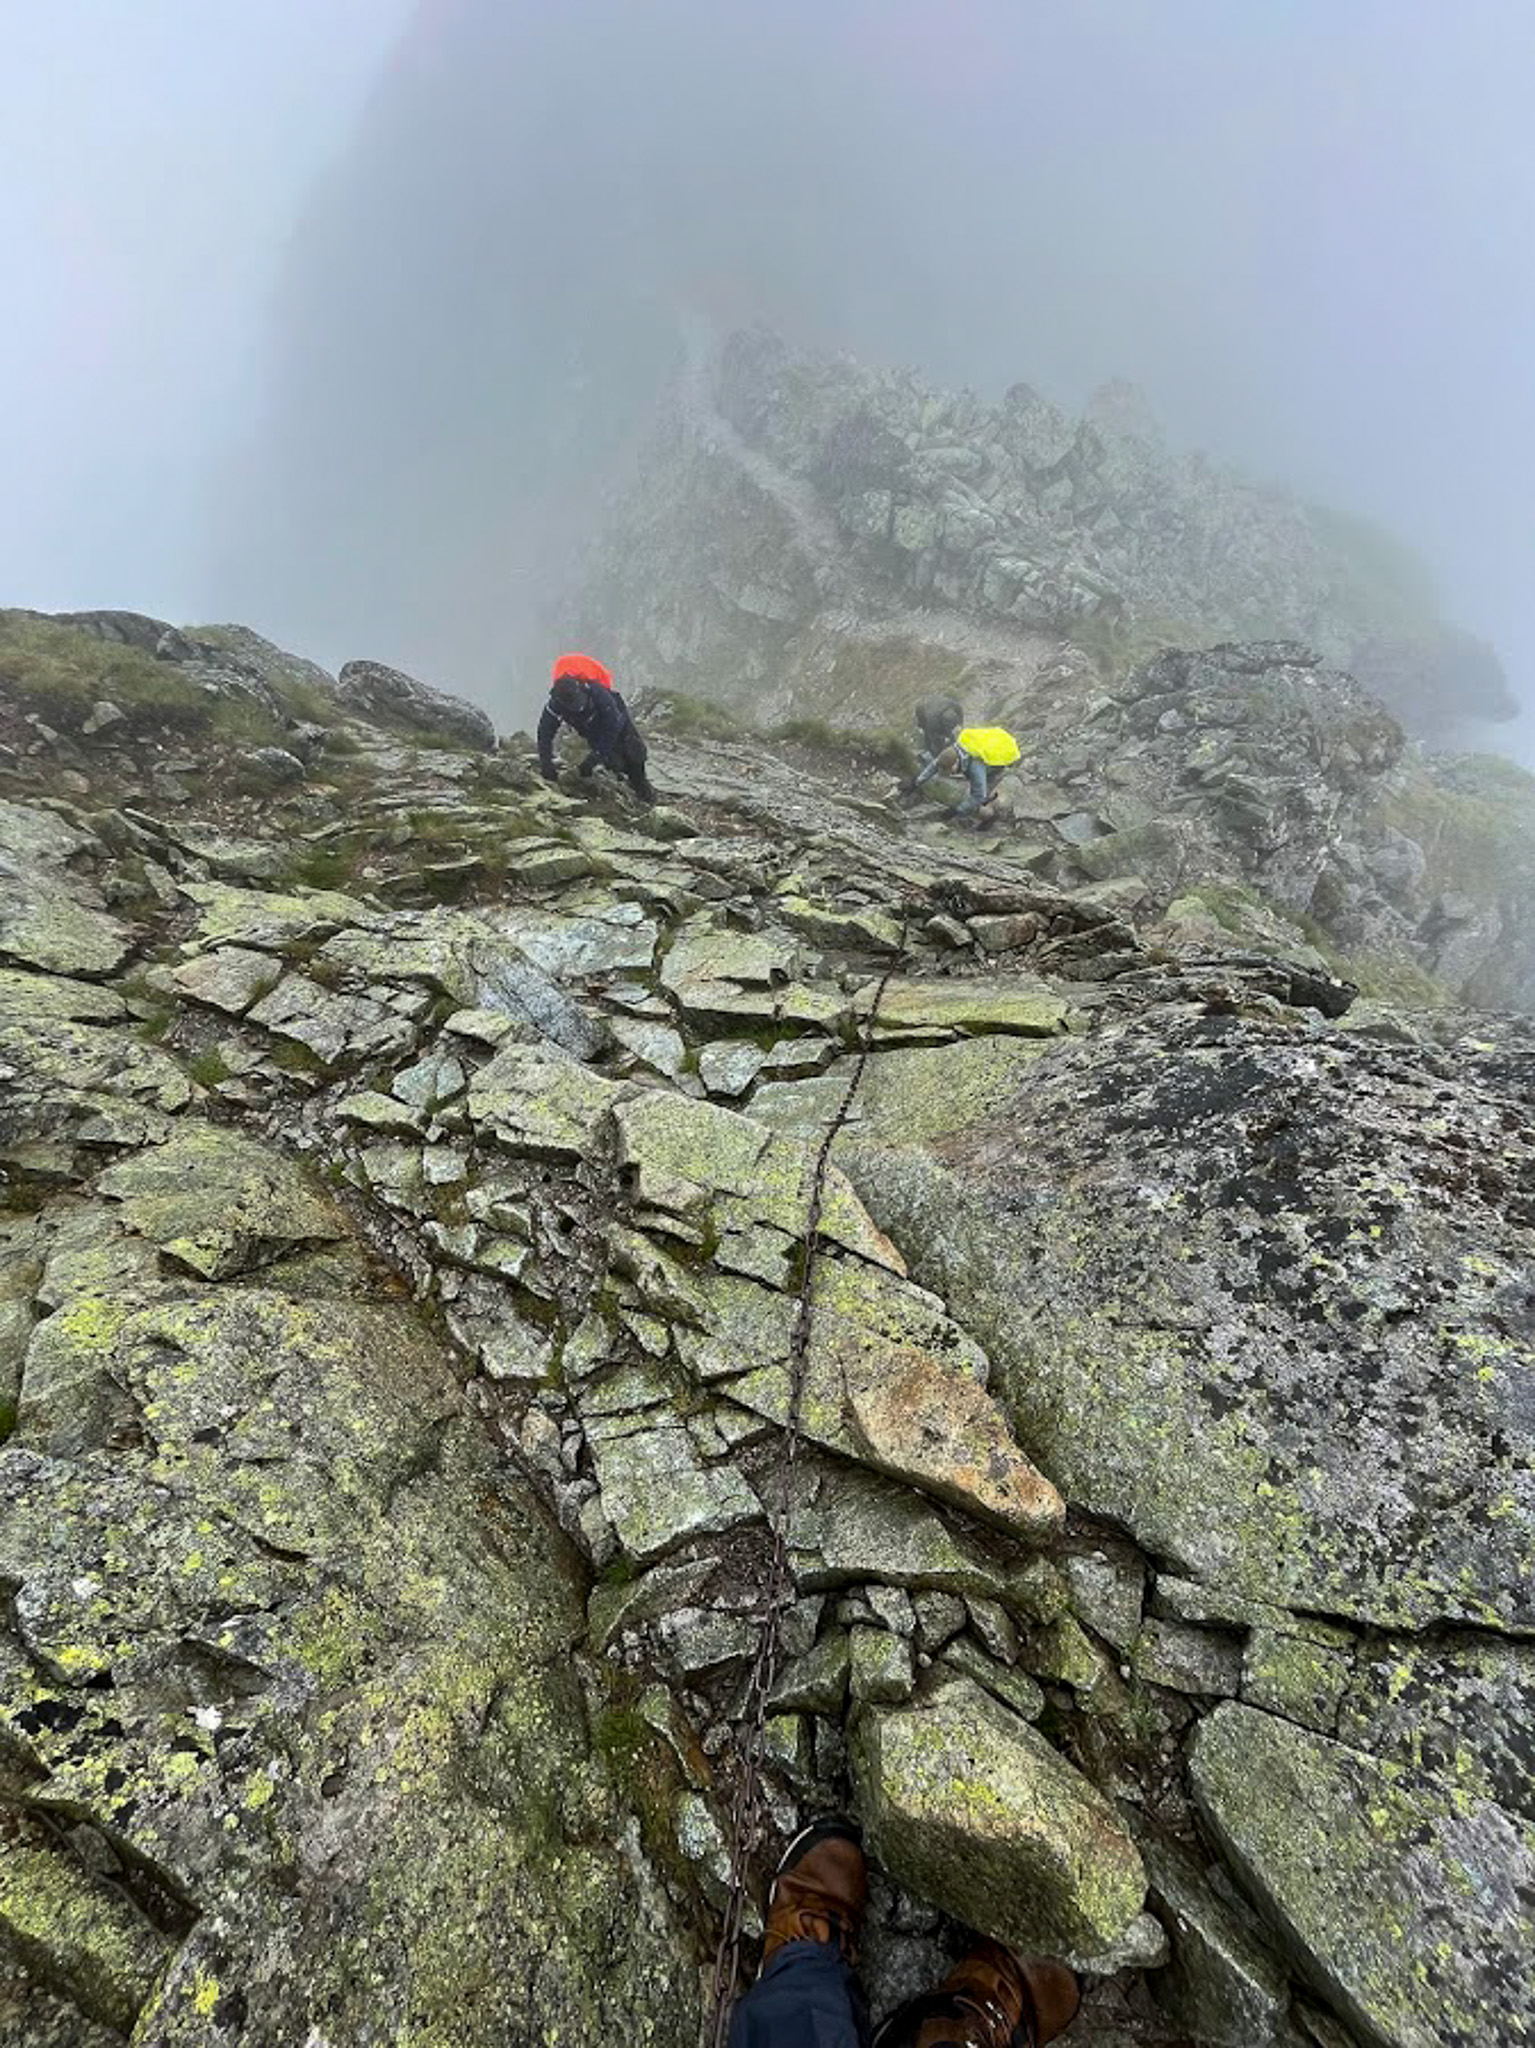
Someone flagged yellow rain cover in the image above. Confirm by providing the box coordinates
[957,726,1020,768]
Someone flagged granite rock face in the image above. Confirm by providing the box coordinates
[582,328,1467,713]
[574,329,1535,1011]
[1191,1703,1535,2048]
[0,800,133,980]
[850,1011,1535,1634]
[2,1150,696,2047]
[0,609,1531,2047]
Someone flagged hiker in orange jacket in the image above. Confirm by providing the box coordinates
[537,653,655,803]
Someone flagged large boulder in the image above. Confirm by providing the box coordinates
[850,1678,1147,1963]
[336,657,497,751]
[1190,1703,1535,2048]
[845,1010,1535,1634]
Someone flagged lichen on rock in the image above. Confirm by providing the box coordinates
[0,594,1531,2047]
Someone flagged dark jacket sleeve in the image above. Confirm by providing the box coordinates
[580,687,628,769]
[536,702,561,774]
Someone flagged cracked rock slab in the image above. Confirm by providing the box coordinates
[96,1124,345,1278]
[248,974,419,1066]
[586,1422,761,1562]
[855,976,1074,1039]
[851,1676,1147,1960]
[1189,1700,1535,2048]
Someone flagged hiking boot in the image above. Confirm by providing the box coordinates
[761,1815,867,1968]
[873,1938,1080,2047]
[944,1940,1080,2046]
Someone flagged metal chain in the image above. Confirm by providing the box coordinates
[704,960,898,2048]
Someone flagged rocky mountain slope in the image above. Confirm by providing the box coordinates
[1,610,1532,2048]
[576,325,1512,735]
[569,330,1535,1016]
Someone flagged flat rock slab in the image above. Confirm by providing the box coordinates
[467,1045,621,1157]
[0,799,94,868]
[0,1833,169,2034]
[698,1040,768,1098]
[0,802,132,978]
[778,896,905,953]
[164,829,288,883]
[0,1014,193,1124]
[1190,1701,1535,2048]
[855,977,1073,1039]
[662,923,800,993]
[0,969,127,1026]
[0,888,132,979]
[665,975,851,1034]
[498,900,659,979]
[97,1125,345,1279]
[852,1677,1147,1959]
[858,1013,1535,1633]
[587,1421,761,1561]
[1336,1636,1535,1826]
[170,945,283,1015]
[845,1342,1063,1540]
[181,881,372,953]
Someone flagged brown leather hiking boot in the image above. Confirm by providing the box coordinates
[873,1937,1081,2047]
[761,1815,868,1968]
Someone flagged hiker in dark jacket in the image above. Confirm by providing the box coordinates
[912,695,963,770]
[537,656,655,804]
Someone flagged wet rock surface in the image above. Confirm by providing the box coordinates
[0,620,1530,2047]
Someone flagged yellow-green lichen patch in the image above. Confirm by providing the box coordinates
[1191,1702,1535,2046]
[851,1677,1146,1959]
[0,1832,169,2034]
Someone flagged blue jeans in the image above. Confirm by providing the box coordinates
[727,1940,872,2048]
[957,759,1004,817]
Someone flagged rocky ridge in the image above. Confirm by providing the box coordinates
[0,613,1532,2048]
[572,329,1535,1013]
[577,325,1510,730]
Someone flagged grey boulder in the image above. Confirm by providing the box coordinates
[337,657,496,752]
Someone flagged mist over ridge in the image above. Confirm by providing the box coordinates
[206,0,1534,737]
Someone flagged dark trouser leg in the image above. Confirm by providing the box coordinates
[727,1939,873,2048]
[619,726,655,802]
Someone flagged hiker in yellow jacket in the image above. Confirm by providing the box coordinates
[903,725,1021,826]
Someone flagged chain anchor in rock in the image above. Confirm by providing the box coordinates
[704,959,898,2048]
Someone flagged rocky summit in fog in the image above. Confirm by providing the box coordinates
[578,326,1512,745]
[0,605,1532,2048]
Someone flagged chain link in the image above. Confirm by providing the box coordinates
[704,961,898,2048]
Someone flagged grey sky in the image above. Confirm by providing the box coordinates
[6,1,1534,747]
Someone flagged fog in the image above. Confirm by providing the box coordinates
[7,2,1535,746]
[0,1,414,617]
